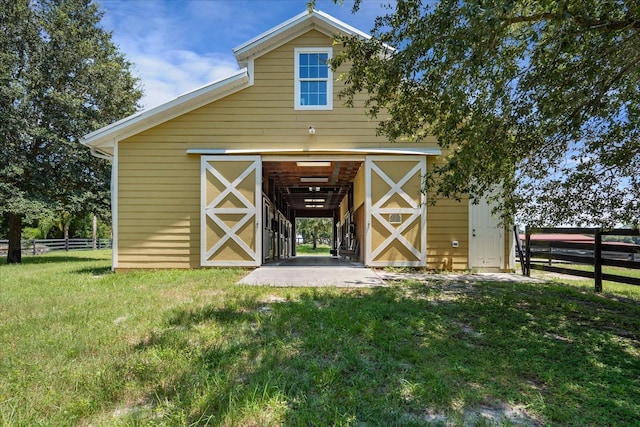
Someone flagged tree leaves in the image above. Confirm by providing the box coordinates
[1,0,141,216]
[329,0,640,226]
[0,0,142,261]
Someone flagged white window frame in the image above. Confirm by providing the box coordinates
[294,47,333,110]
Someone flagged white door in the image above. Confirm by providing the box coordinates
[365,156,426,267]
[469,198,504,269]
[201,156,261,266]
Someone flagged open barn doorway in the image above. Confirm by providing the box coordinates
[295,217,333,256]
[261,156,364,266]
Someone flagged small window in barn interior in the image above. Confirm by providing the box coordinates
[294,47,332,110]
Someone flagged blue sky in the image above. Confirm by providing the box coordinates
[98,0,388,109]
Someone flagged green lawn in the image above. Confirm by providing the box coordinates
[523,262,640,298]
[1,251,639,426]
[295,243,331,255]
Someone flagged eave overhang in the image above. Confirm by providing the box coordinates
[233,9,372,68]
[82,9,391,161]
[81,68,251,158]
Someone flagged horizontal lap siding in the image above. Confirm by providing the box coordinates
[426,156,469,270]
[118,146,200,268]
[116,30,441,269]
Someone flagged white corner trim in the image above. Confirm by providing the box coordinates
[247,58,255,85]
[111,139,118,271]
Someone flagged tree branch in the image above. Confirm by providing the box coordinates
[504,12,640,32]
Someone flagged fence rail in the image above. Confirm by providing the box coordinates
[0,238,112,256]
[517,227,640,292]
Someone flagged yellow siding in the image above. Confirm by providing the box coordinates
[425,156,469,271]
[339,197,348,220]
[353,205,365,262]
[115,29,452,269]
[353,164,364,210]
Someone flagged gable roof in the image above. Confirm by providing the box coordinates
[82,10,371,158]
[83,69,249,158]
[233,9,370,67]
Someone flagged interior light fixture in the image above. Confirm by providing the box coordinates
[305,204,324,208]
[296,161,331,167]
[304,198,325,203]
[308,186,321,192]
[300,177,329,183]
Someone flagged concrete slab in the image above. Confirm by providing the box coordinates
[238,256,538,287]
[376,271,542,283]
[238,256,386,287]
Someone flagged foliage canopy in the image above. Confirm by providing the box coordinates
[324,0,639,226]
[0,0,142,262]
[296,218,332,249]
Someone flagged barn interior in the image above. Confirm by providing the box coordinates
[261,158,363,263]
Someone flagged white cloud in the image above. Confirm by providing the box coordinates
[99,0,388,110]
[100,1,241,109]
[130,50,238,109]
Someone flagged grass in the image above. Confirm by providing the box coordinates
[0,251,639,426]
[295,243,331,255]
[523,262,640,298]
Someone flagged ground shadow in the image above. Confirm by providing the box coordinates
[120,282,640,426]
[0,255,100,266]
[73,266,112,276]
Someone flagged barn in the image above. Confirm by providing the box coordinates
[82,10,513,271]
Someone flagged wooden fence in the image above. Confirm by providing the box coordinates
[0,238,112,256]
[516,227,640,292]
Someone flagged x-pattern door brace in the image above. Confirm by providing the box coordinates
[366,156,426,266]
[201,156,261,266]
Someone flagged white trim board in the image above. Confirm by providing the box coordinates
[186,148,442,156]
[111,140,118,271]
[82,69,250,155]
[233,9,372,66]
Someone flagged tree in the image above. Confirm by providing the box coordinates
[296,218,332,249]
[0,0,142,263]
[322,0,639,227]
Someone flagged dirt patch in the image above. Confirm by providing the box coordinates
[404,402,541,426]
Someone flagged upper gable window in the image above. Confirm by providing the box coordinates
[294,47,333,110]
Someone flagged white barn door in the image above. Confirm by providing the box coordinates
[201,156,261,266]
[469,198,504,269]
[365,156,426,267]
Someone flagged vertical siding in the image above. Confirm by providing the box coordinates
[354,205,365,262]
[339,196,348,221]
[504,224,514,271]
